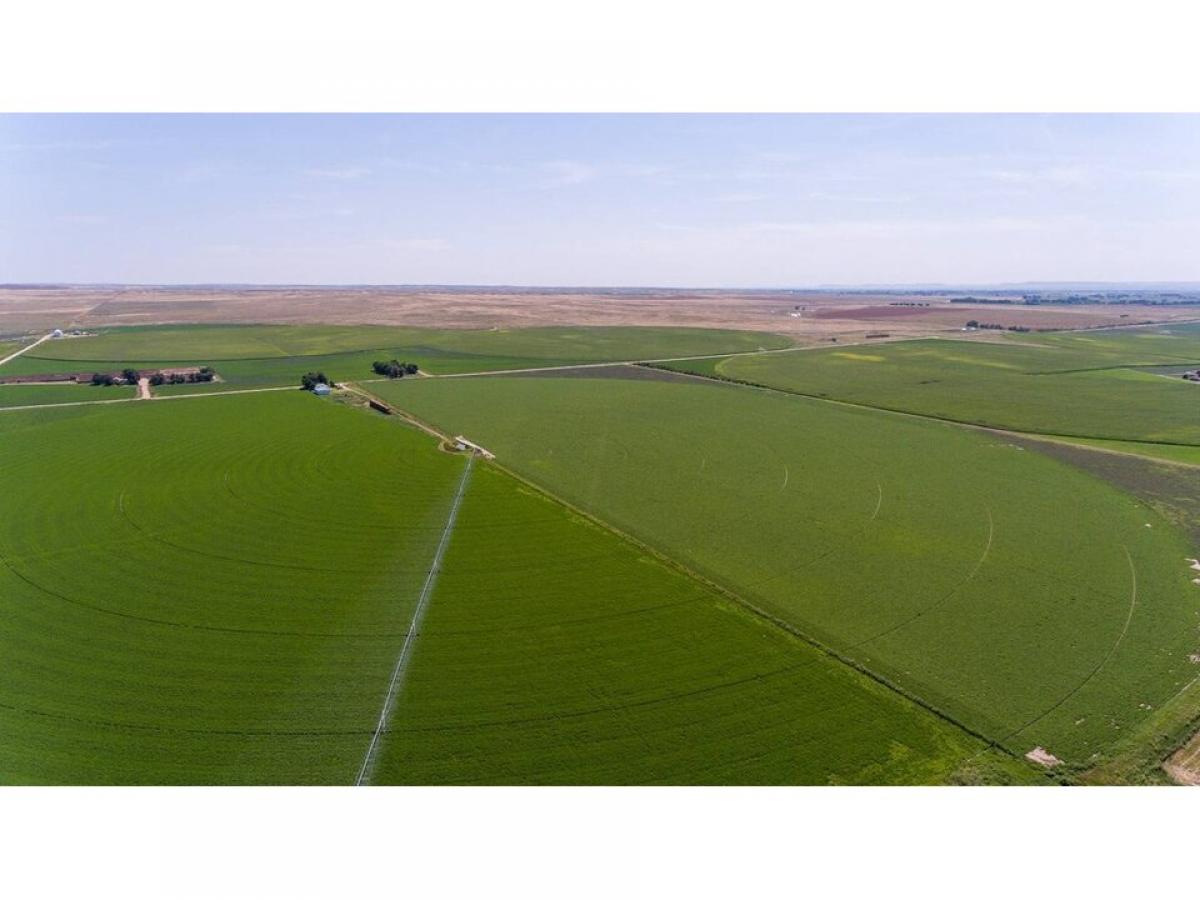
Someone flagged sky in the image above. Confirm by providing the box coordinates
[2,113,1199,287]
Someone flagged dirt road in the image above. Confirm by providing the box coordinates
[136,377,152,400]
[0,332,52,368]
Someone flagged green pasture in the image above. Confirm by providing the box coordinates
[377,373,1200,764]
[665,336,1200,444]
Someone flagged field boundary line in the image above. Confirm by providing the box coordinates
[354,452,475,786]
[848,506,994,650]
[370,397,1020,766]
[638,363,1200,461]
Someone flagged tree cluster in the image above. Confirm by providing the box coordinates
[300,371,332,391]
[372,359,419,378]
[169,367,215,384]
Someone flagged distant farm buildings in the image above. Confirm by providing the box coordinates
[1183,369,1200,382]
[51,328,64,338]
[312,382,332,396]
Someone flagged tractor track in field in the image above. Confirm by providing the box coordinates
[849,507,994,650]
[0,545,430,640]
[0,694,376,738]
[355,453,475,786]
[118,491,393,576]
[1001,546,1139,746]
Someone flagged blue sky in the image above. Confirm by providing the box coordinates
[2,114,1198,286]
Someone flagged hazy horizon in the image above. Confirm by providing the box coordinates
[4,114,1199,286]
[6,280,1200,292]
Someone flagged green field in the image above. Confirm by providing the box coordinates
[1,387,1035,784]
[376,371,1200,764]
[4,322,1198,784]
[6,324,791,389]
[0,393,467,783]
[371,463,1026,785]
[0,382,136,408]
[663,333,1200,444]
[31,324,791,361]
[0,339,27,360]
[1014,322,1200,361]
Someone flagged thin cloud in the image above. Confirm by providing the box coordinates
[303,166,372,180]
[378,237,449,252]
[0,139,118,153]
[713,191,769,203]
[655,216,1073,239]
[57,213,110,225]
[985,165,1096,187]
[541,160,598,187]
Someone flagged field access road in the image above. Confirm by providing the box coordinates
[0,332,53,368]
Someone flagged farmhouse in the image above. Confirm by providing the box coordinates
[312,382,332,396]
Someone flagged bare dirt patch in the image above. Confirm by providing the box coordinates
[813,304,942,320]
[1025,746,1063,767]
[1165,730,1200,784]
[4,286,1194,339]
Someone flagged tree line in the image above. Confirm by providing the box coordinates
[91,366,214,386]
[371,359,420,378]
[965,320,1032,333]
